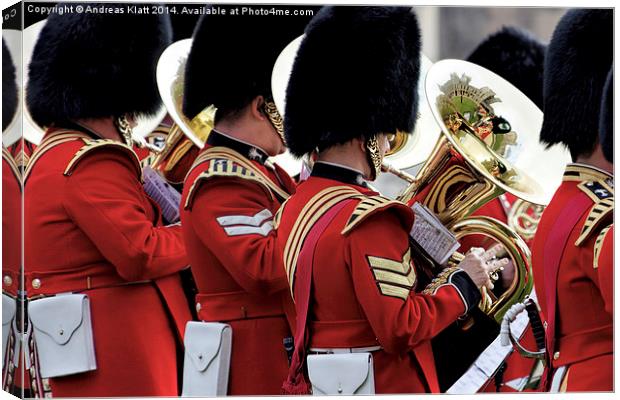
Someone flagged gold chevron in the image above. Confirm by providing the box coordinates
[367,250,416,300]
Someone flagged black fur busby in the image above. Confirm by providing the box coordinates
[467,26,545,108]
[26,4,172,127]
[540,9,613,160]
[599,68,613,163]
[183,6,314,121]
[3,39,18,132]
[284,7,421,157]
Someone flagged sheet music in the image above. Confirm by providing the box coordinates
[409,202,460,265]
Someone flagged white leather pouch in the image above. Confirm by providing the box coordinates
[28,294,97,378]
[2,294,16,369]
[182,321,232,397]
[307,353,375,395]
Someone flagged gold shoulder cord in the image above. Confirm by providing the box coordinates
[283,186,362,298]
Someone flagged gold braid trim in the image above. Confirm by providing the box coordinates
[2,147,21,182]
[23,130,91,183]
[189,146,291,201]
[575,196,614,246]
[283,186,363,298]
[184,159,272,209]
[64,139,142,181]
[422,266,461,295]
[341,195,405,235]
[593,224,613,270]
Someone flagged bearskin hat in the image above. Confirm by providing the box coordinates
[466,26,545,108]
[540,9,613,160]
[284,6,421,158]
[599,68,613,163]
[183,6,314,121]
[26,4,172,128]
[3,39,18,132]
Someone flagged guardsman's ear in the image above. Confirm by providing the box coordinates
[250,96,267,122]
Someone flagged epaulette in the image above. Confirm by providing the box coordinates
[341,195,413,235]
[2,147,21,181]
[64,139,142,180]
[575,180,614,246]
[593,224,613,270]
[184,158,271,209]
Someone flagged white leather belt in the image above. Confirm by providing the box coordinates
[309,346,382,354]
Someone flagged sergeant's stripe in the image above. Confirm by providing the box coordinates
[367,251,416,300]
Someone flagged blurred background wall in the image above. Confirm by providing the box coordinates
[414,7,568,61]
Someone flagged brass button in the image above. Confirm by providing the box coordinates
[553,351,560,360]
[196,303,202,312]
[543,321,548,330]
[3,275,12,286]
[32,278,42,289]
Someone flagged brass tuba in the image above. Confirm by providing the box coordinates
[393,59,571,322]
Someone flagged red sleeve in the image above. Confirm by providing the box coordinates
[345,210,479,354]
[63,150,188,281]
[188,177,287,295]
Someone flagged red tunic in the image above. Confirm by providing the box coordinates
[531,164,613,391]
[2,147,22,392]
[23,129,191,397]
[277,162,481,394]
[180,131,297,395]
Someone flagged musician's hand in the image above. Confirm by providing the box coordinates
[458,247,509,290]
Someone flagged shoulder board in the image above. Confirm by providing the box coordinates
[64,139,142,179]
[184,158,271,209]
[341,195,412,235]
[593,224,613,269]
[3,147,21,180]
[575,191,614,246]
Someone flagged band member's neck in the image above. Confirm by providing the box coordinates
[316,138,372,180]
[74,117,123,142]
[213,97,285,156]
[575,144,613,175]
